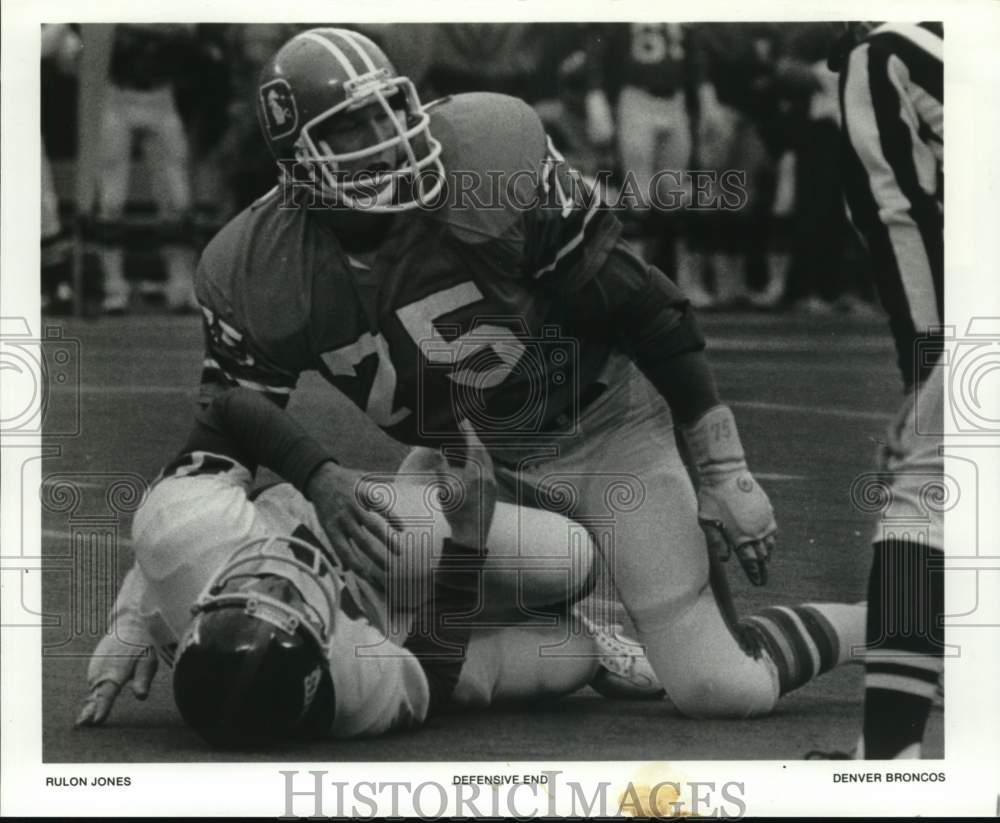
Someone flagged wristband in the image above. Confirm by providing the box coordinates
[681,404,747,481]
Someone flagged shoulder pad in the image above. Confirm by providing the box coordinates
[195,200,317,345]
[428,93,548,241]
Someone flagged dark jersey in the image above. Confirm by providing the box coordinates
[589,23,705,100]
[110,24,193,90]
[196,92,702,448]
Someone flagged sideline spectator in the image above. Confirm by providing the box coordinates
[96,24,198,313]
[41,24,81,313]
[692,24,790,309]
[780,23,879,315]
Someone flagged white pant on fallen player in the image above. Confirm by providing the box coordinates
[350,471,609,705]
[488,353,861,718]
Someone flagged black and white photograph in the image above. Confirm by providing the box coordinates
[2,2,999,817]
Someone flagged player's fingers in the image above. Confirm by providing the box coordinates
[131,652,158,700]
[353,482,407,536]
[329,530,365,574]
[699,519,732,561]
[75,680,121,727]
[339,527,386,589]
[75,700,99,728]
[346,519,390,571]
[356,506,401,553]
[736,543,767,586]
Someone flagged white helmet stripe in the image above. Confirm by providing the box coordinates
[296,30,359,79]
[334,29,379,73]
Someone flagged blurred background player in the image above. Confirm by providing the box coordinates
[778,24,878,316]
[689,24,793,310]
[95,24,199,314]
[814,21,944,759]
[583,23,722,305]
[45,23,890,318]
[423,24,551,102]
[40,24,81,313]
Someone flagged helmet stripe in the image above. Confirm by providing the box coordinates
[333,30,379,74]
[296,30,360,79]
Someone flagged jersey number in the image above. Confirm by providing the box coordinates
[630,23,684,64]
[321,282,526,427]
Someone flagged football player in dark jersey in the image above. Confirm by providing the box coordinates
[193,28,865,718]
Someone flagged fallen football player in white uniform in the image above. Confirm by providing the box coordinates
[76,389,662,746]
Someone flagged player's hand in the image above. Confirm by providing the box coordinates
[392,424,497,550]
[697,472,777,586]
[682,404,778,586]
[439,422,497,549]
[306,461,401,589]
[75,633,158,728]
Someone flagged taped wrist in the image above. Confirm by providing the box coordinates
[682,405,748,482]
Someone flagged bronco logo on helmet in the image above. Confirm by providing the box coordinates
[259,78,299,140]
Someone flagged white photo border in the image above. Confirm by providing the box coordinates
[3,0,999,816]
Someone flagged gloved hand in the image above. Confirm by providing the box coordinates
[683,405,777,585]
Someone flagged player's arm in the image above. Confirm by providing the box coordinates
[75,565,158,727]
[180,388,401,587]
[197,303,301,409]
[194,236,303,410]
[525,159,775,584]
[585,248,776,584]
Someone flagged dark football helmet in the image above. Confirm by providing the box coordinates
[172,535,340,748]
[256,27,444,211]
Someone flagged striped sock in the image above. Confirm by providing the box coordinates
[741,602,865,695]
[862,540,945,758]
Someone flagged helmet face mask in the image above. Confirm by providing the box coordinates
[173,535,342,747]
[192,534,342,658]
[296,74,444,211]
[259,28,445,213]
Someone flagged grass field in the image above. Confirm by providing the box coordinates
[38,310,943,762]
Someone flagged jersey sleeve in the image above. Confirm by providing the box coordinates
[525,148,711,420]
[522,134,623,289]
[197,303,300,408]
[194,216,306,408]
